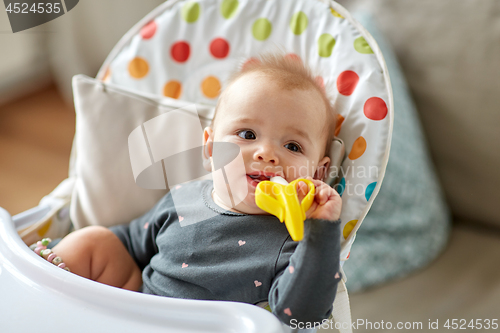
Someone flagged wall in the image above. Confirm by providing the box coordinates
[0,9,50,105]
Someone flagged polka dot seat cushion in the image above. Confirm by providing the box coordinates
[96,0,393,261]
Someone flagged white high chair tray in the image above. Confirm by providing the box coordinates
[0,208,285,332]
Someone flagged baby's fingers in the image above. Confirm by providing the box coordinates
[296,180,309,203]
[315,186,330,205]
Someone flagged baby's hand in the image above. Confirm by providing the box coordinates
[297,177,342,221]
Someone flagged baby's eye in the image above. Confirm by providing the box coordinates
[237,130,256,140]
[284,142,302,153]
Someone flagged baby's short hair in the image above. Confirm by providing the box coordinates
[212,51,336,156]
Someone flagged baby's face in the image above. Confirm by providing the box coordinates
[204,72,330,214]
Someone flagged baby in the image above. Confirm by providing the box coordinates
[49,52,342,326]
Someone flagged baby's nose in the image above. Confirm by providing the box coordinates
[254,145,279,164]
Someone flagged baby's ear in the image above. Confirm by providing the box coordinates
[313,156,330,181]
[202,127,214,172]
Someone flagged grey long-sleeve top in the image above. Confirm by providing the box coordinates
[110,180,342,325]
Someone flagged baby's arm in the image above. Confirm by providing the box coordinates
[268,218,341,325]
[269,179,342,325]
[51,226,142,291]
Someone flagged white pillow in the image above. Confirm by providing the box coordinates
[70,74,213,228]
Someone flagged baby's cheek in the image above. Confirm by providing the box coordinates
[213,155,248,204]
[287,167,314,180]
[289,156,319,179]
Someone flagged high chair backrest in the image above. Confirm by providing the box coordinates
[94,0,393,262]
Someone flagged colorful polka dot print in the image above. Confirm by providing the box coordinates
[209,38,230,58]
[289,11,308,35]
[201,76,221,98]
[221,0,239,19]
[182,2,200,23]
[171,41,191,63]
[128,57,149,79]
[140,20,157,40]
[364,97,388,121]
[163,80,182,99]
[337,70,359,96]
[252,18,273,41]
[98,0,393,261]
[318,33,336,57]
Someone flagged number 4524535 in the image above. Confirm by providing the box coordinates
[444,319,498,330]
[6,3,61,14]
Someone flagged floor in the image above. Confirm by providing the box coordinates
[0,84,75,216]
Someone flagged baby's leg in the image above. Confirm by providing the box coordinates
[51,226,142,291]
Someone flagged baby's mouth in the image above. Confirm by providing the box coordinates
[246,172,284,188]
[247,174,271,183]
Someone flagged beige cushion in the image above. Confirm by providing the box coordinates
[337,0,500,227]
[70,75,213,228]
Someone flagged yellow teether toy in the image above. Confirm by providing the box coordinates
[255,176,315,241]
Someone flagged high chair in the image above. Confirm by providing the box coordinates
[0,0,393,332]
